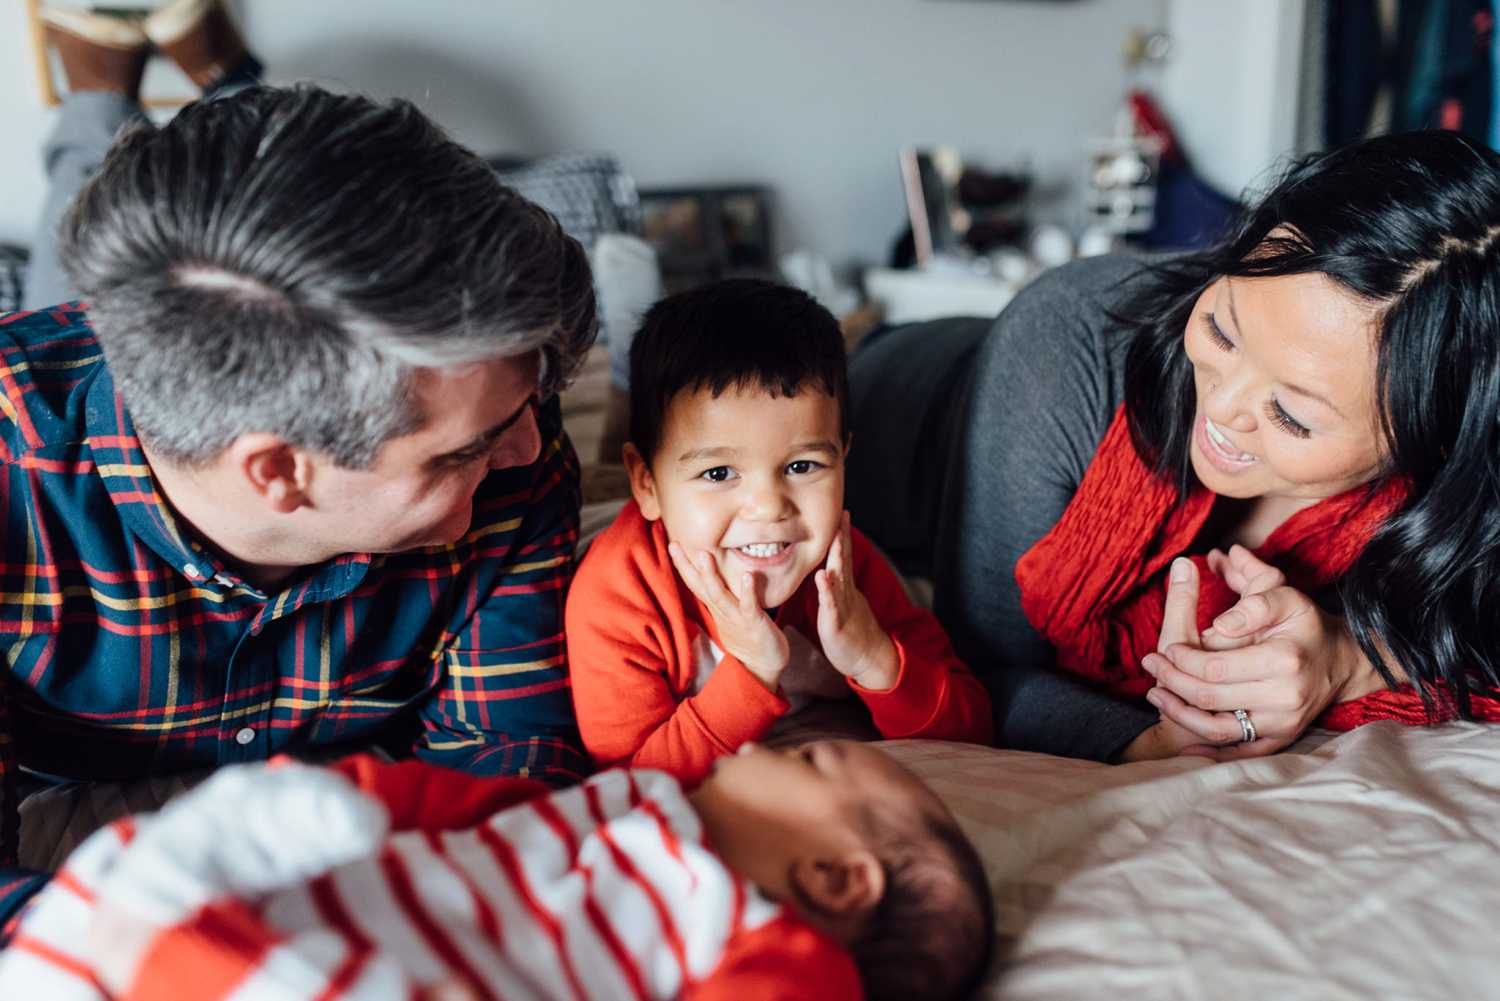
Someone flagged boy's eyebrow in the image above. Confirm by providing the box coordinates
[795,440,842,460]
[677,446,741,463]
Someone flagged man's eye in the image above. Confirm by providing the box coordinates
[438,450,483,469]
[786,460,822,476]
[699,466,736,483]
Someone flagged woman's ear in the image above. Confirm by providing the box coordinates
[622,442,662,520]
[789,850,885,940]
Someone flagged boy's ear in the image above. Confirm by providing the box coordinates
[230,433,312,514]
[843,431,853,459]
[789,850,885,940]
[622,442,662,521]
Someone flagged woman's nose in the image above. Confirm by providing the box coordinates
[1201,370,1259,434]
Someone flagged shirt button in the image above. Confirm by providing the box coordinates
[235,727,256,745]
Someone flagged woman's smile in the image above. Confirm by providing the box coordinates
[1194,412,1259,473]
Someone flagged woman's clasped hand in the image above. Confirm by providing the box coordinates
[1127,547,1394,761]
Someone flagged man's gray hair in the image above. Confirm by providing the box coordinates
[60,85,597,468]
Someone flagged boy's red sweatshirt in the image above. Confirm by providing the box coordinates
[567,501,993,785]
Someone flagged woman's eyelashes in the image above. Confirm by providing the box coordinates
[1202,313,1313,439]
[1264,399,1311,439]
[1205,312,1235,350]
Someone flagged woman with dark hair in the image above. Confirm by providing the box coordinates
[846,129,1500,763]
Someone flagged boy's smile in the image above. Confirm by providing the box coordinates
[626,383,846,609]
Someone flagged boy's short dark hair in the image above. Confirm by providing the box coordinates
[628,278,848,462]
[852,807,995,1001]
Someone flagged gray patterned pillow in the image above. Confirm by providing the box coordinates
[489,154,642,251]
[0,244,27,314]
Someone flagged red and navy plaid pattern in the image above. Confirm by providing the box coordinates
[0,303,589,925]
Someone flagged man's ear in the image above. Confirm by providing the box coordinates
[789,850,885,939]
[622,442,662,521]
[230,433,312,514]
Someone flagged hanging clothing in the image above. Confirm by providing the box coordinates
[1325,0,1389,146]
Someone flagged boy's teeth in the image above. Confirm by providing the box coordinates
[737,543,788,558]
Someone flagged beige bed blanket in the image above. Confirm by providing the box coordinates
[882,721,1500,1000]
[19,716,1498,999]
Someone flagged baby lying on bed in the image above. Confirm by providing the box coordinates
[0,741,992,1001]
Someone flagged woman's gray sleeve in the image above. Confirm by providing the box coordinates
[933,256,1158,761]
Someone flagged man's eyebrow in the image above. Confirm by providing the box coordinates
[1224,280,1345,418]
[432,395,533,462]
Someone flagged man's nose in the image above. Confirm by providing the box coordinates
[488,405,542,470]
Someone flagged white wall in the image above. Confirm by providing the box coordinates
[1160,0,1306,200]
[1,0,1166,267]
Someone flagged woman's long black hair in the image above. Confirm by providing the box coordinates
[1118,129,1500,718]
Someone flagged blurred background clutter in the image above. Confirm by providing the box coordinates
[5,0,1493,465]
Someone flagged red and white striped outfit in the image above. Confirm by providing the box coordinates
[0,757,860,1001]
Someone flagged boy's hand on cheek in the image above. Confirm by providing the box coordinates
[668,542,789,691]
[815,512,899,691]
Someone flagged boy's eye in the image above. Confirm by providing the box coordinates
[698,466,736,483]
[786,459,822,476]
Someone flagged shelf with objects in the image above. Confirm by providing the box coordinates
[863,145,1045,325]
[863,27,1238,328]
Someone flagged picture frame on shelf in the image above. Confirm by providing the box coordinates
[639,185,772,293]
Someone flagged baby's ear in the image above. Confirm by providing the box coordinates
[789,850,885,940]
[622,442,661,520]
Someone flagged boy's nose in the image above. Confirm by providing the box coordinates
[741,481,794,521]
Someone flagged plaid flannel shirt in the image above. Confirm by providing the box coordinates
[0,304,590,926]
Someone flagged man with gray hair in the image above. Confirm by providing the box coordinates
[0,4,596,929]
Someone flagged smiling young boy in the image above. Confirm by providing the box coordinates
[566,279,992,784]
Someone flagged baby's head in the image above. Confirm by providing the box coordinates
[624,278,848,607]
[689,740,994,1001]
